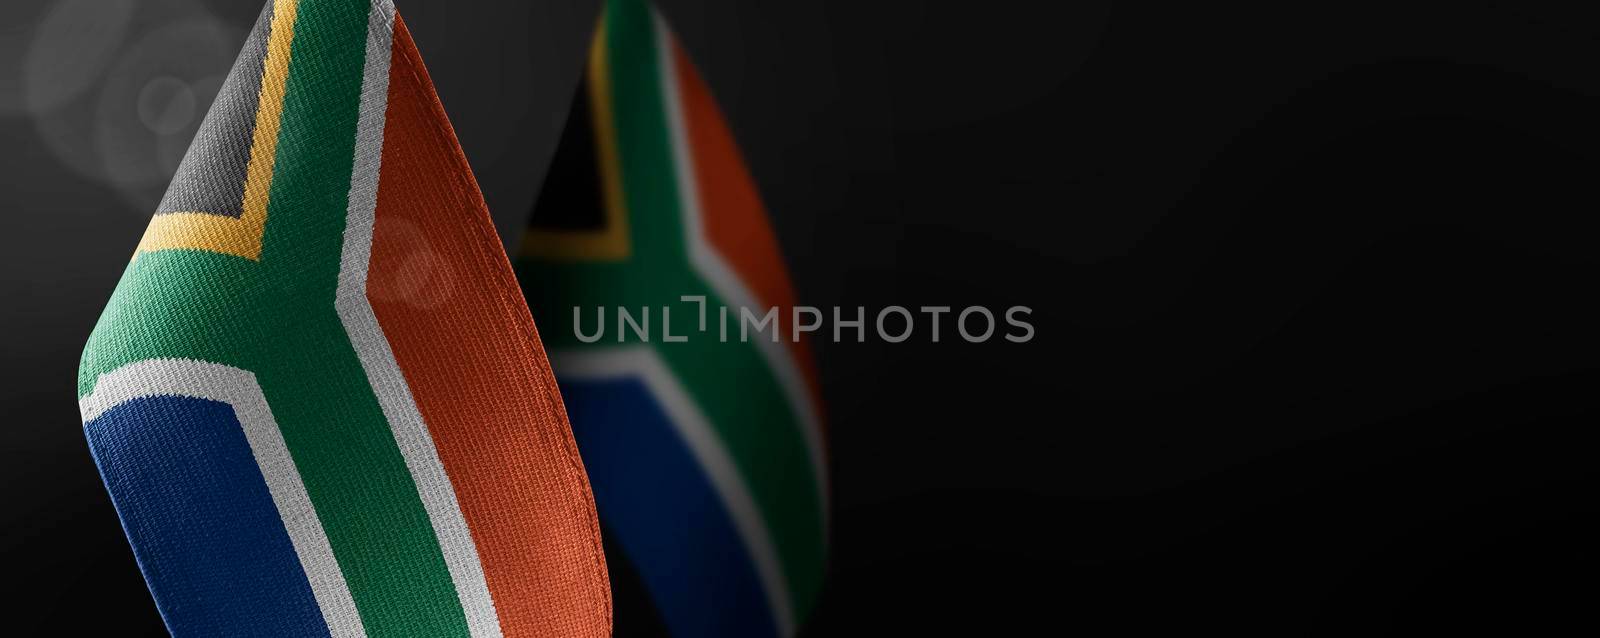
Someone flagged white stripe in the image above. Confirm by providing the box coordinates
[552,346,797,636]
[650,11,832,528]
[335,2,504,636]
[80,359,366,637]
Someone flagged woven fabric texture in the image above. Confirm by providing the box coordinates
[77,1,611,636]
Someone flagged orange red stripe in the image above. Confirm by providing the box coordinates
[366,17,611,637]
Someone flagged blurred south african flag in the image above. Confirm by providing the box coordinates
[517,0,829,636]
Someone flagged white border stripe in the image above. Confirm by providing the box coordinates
[552,346,796,636]
[80,359,367,637]
[336,2,504,636]
[651,11,831,528]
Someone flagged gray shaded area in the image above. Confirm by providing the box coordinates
[151,0,271,218]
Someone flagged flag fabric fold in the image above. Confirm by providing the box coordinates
[77,1,610,636]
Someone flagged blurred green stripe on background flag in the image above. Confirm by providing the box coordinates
[517,0,829,636]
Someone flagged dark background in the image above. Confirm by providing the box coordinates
[4,0,1599,634]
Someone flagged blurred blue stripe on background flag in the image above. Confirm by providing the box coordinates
[516,0,829,635]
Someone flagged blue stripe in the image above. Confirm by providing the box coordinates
[561,377,777,638]
[84,395,331,638]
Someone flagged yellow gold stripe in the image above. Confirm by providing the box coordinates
[136,0,299,261]
[521,19,632,262]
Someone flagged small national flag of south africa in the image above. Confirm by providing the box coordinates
[77,1,611,636]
